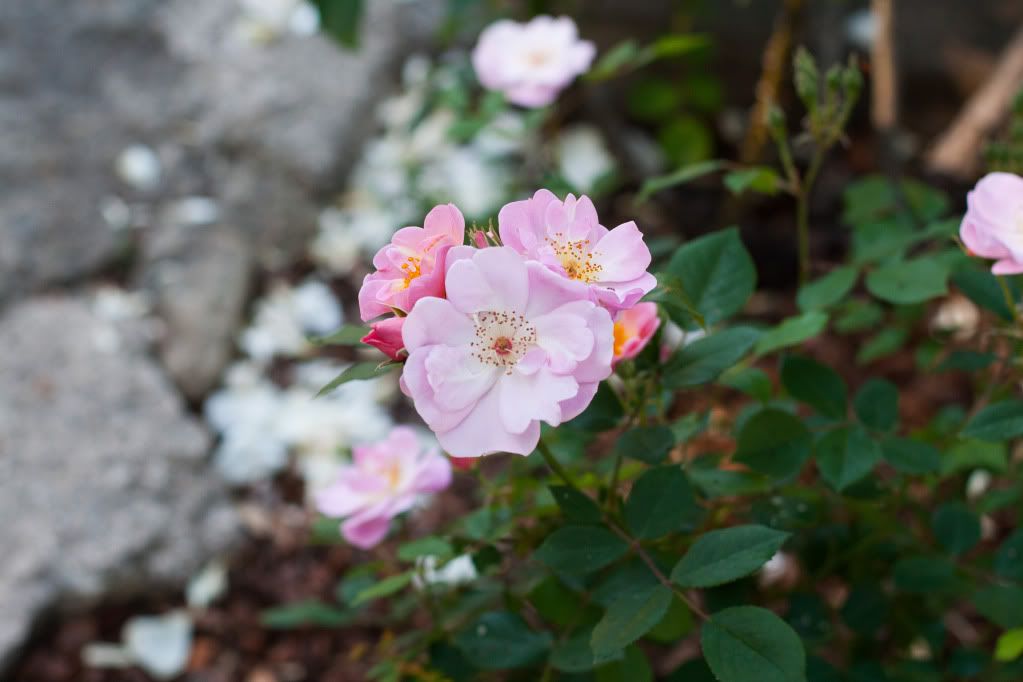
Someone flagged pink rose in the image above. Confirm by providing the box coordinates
[316,426,452,549]
[362,317,406,360]
[498,190,656,312]
[960,172,1023,275]
[359,204,465,321]
[612,302,660,366]
[471,16,596,108]
[400,247,613,457]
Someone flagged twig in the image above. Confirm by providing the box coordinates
[870,0,897,132]
[926,25,1023,178]
[741,0,805,164]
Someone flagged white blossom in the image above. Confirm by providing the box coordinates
[556,124,615,193]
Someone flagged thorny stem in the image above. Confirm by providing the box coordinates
[536,438,711,622]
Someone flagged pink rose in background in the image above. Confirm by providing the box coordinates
[471,16,596,108]
[362,317,406,360]
[401,247,613,457]
[316,426,452,549]
[359,204,465,321]
[960,172,1023,275]
[612,302,660,366]
[498,190,656,312]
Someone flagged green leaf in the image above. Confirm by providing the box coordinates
[397,537,453,563]
[587,40,641,81]
[671,525,790,588]
[647,596,695,642]
[881,437,941,474]
[854,378,899,431]
[316,361,396,397]
[931,502,981,555]
[550,485,602,524]
[866,258,949,304]
[754,312,829,356]
[595,645,653,682]
[797,266,858,312]
[536,526,629,575]
[995,529,1023,580]
[724,167,781,196]
[637,160,726,202]
[666,228,757,326]
[572,383,625,431]
[552,628,609,672]
[835,299,884,333]
[780,356,848,419]
[591,585,672,662]
[351,573,411,606]
[962,400,1023,441]
[312,0,365,48]
[664,327,761,387]
[455,612,552,669]
[309,324,370,346]
[734,409,812,480]
[856,327,908,364]
[996,629,1023,662]
[624,466,696,539]
[893,556,957,593]
[974,586,1023,629]
[646,271,706,328]
[615,425,676,464]
[952,267,1016,321]
[260,600,353,629]
[720,367,773,402]
[815,427,881,492]
[701,606,807,682]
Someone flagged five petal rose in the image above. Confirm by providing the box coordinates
[612,302,661,366]
[960,172,1023,275]
[471,16,596,108]
[358,204,465,321]
[498,189,656,312]
[316,426,452,549]
[400,246,614,457]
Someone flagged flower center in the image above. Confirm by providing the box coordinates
[400,256,422,289]
[525,49,552,67]
[547,235,602,283]
[470,310,537,371]
[613,322,629,356]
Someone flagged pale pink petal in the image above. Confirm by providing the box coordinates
[402,297,474,352]
[593,221,652,282]
[445,247,529,313]
[499,368,577,433]
[424,345,499,411]
[992,259,1023,275]
[558,380,599,422]
[594,272,658,311]
[358,274,396,321]
[423,203,466,244]
[403,349,475,432]
[524,261,591,317]
[342,512,392,549]
[533,302,596,372]
[437,387,541,457]
[410,450,453,493]
[573,305,615,383]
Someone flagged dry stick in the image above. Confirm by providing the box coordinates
[926,25,1023,179]
[871,0,897,133]
[740,0,805,164]
[535,441,711,622]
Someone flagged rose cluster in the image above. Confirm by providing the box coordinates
[357,190,657,460]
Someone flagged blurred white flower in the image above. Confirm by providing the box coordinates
[966,469,992,500]
[405,109,457,163]
[115,145,161,191]
[412,554,478,590]
[758,551,793,588]
[420,147,507,218]
[475,112,529,158]
[186,561,228,609]
[377,88,427,129]
[237,0,319,42]
[402,54,432,88]
[123,612,193,680]
[846,8,876,51]
[556,125,615,193]
[310,210,362,274]
[931,295,980,340]
[164,196,221,227]
[239,279,342,363]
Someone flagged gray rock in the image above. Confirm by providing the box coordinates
[0,298,239,671]
[140,221,253,402]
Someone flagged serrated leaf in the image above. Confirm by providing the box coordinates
[854,378,899,431]
[866,258,949,304]
[664,326,760,388]
[754,312,829,356]
[591,585,672,662]
[624,466,696,539]
[665,228,757,325]
[535,526,629,575]
[701,606,807,682]
[881,437,941,474]
[962,400,1023,441]
[797,266,858,312]
[615,425,676,464]
[781,356,847,419]
[735,409,812,480]
[671,525,790,588]
[455,612,552,669]
[316,361,396,397]
[550,485,603,525]
[816,427,881,491]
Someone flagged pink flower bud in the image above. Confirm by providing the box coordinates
[362,316,406,360]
